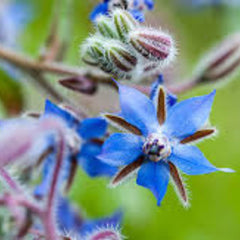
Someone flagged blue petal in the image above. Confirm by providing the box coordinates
[57,197,82,233]
[44,100,78,128]
[80,210,122,236]
[78,142,117,177]
[137,161,170,206]
[144,0,155,9]
[77,117,107,140]
[150,75,178,107]
[90,2,109,21]
[116,82,158,136]
[34,152,56,197]
[164,90,216,138]
[169,144,218,175]
[34,148,71,198]
[98,133,144,166]
[129,10,145,22]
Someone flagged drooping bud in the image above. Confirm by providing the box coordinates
[95,15,118,39]
[112,9,138,41]
[86,227,123,240]
[59,76,97,94]
[103,40,137,78]
[195,33,240,84]
[129,28,175,63]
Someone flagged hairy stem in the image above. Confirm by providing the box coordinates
[0,168,21,193]
[0,45,110,81]
[43,131,66,240]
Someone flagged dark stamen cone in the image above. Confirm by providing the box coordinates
[180,129,215,144]
[111,156,144,186]
[105,114,142,135]
[169,162,188,205]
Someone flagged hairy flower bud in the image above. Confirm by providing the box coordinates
[129,28,175,63]
[103,40,137,78]
[81,38,106,65]
[95,15,118,39]
[112,9,138,41]
[195,33,240,84]
[85,228,123,240]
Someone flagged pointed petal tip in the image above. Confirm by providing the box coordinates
[157,199,162,207]
[219,168,235,173]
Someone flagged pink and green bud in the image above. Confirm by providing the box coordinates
[129,28,175,63]
[113,9,138,41]
[95,15,118,39]
[196,33,240,83]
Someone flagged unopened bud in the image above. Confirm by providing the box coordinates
[95,15,118,39]
[59,76,97,94]
[196,33,240,83]
[86,228,123,240]
[129,28,175,63]
[113,9,138,41]
[81,38,106,65]
[103,40,137,77]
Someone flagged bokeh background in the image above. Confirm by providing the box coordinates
[1,0,240,239]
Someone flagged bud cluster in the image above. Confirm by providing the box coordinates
[81,9,176,82]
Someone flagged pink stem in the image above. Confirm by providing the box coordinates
[43,131,66,240]
[132,77,199,96]
[0,168,21,193]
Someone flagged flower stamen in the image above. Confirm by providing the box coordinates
[143,133,171,162]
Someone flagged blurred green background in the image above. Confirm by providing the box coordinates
[1,0,240,239]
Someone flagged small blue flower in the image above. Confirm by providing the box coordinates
[57,197,122,237]
[90,0,154,22]
[98,81,233,206]
[0,1,30,78]
[34,100,117,197]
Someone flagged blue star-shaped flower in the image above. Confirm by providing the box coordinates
[34,100,117,197]
[98,81,233,206]
[90,0,154,22]
[57,197,122,237]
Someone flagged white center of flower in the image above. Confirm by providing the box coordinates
[143,133,171,162]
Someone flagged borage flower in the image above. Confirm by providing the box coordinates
[90,0,154,22]
[98,81,233,206]
[35,100,117,197]
[57,197,122,239]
